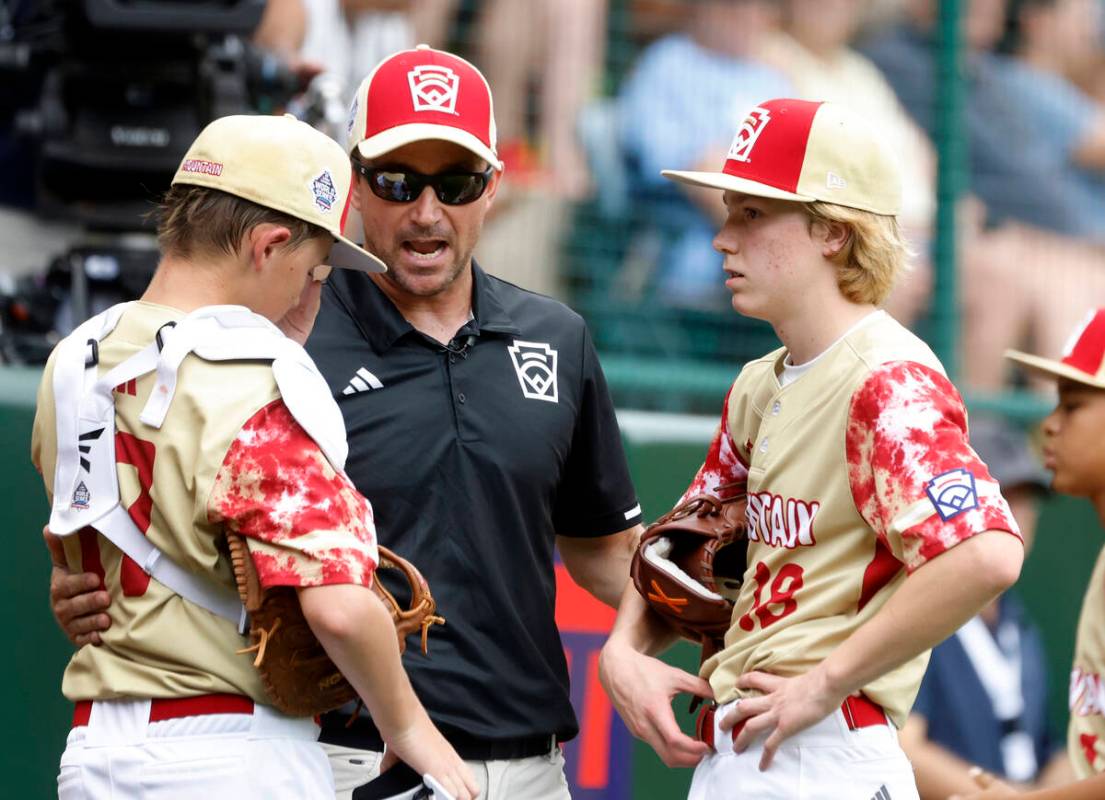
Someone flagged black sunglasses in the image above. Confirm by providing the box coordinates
[352,161,493,206]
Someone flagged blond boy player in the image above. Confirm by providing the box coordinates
[600,98,1025,799]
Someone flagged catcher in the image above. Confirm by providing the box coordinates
[31,115,477,800]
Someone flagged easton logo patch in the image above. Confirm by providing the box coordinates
[925,468,978,521]
[508,340,558,403]
[727,107,772,163]
[408,65,460,114]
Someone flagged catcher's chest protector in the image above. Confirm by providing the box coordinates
[47,303,350,625]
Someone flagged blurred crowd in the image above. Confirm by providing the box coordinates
[276,0,1105,402]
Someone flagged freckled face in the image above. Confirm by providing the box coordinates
[712,191,823,321]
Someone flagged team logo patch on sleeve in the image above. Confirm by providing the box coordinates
[508,340,558,403]
[925,468,978,521]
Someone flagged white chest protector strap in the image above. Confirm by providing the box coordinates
[48,303,348,630]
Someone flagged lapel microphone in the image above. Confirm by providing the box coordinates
[443,334,476,358]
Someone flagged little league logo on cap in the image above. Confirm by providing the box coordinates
[663,98,902,216]
[408,64,460,113]
[172,115,385,274]
[347,45,502,170]
[1007,308,1105,389]
[728,107,772,163]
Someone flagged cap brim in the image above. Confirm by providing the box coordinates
[328,234,387,274]
[356,123,502,171]
[661,169,815,202]
[1005,350,1105,389]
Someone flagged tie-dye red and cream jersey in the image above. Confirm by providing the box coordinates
[681,311,1019,727]
[32,301,377,704]
[1069,547,1105,778]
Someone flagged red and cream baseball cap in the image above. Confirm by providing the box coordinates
[172,114,386,273]
[663,98,901,215]
[1007,309,1105,389]
[346,44,501,170]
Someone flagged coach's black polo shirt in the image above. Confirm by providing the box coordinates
[307,262,642,746]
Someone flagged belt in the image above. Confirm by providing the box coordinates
[321,716,558,761]
[72,693,255,728]
[695,693,887,751]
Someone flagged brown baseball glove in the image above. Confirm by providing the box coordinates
[631,486,748,663]
[228,535,444,717]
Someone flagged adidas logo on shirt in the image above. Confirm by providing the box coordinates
[870,786,892,800]
[342,367,384,395]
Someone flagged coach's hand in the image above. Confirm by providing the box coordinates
[722,668,843,771]
[45,526,111,647]
[599,639,713,768]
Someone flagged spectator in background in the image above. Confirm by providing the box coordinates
[862,0,1105,393]
[618,0,792,309]
[860,0,1086,236]
[999,0,1105,242]
[298,0,459,100]
[757,0,936,325]
[476,0,607,198]
[900,415,1073,798]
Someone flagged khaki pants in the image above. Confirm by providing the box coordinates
[321,742,571,800]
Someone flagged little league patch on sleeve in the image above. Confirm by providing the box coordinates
[925,468,979,521]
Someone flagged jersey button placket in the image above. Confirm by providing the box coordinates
[444,342,478,442]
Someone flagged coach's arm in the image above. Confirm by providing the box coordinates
[45,528,111,647]
[555,523,643,609]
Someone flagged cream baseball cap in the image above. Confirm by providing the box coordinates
[663,98,902,216]
[346,44,501,170]
[1007,309,1105,389]
[172,114,386,273]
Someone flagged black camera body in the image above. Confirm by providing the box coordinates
[20,0,271,228]
[1,0,299,363]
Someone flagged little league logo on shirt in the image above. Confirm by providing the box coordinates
[311,170,337,213]
[728,106,771,163]
[924,468,979,521]
[508,340,558,403]
[408,65,460,114]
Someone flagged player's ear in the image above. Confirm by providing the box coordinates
[818,220,851,259]
[247,223,293,274]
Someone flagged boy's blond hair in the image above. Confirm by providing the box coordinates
[806,202,911,307]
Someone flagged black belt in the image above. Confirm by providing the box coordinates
[320,716,558,761]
